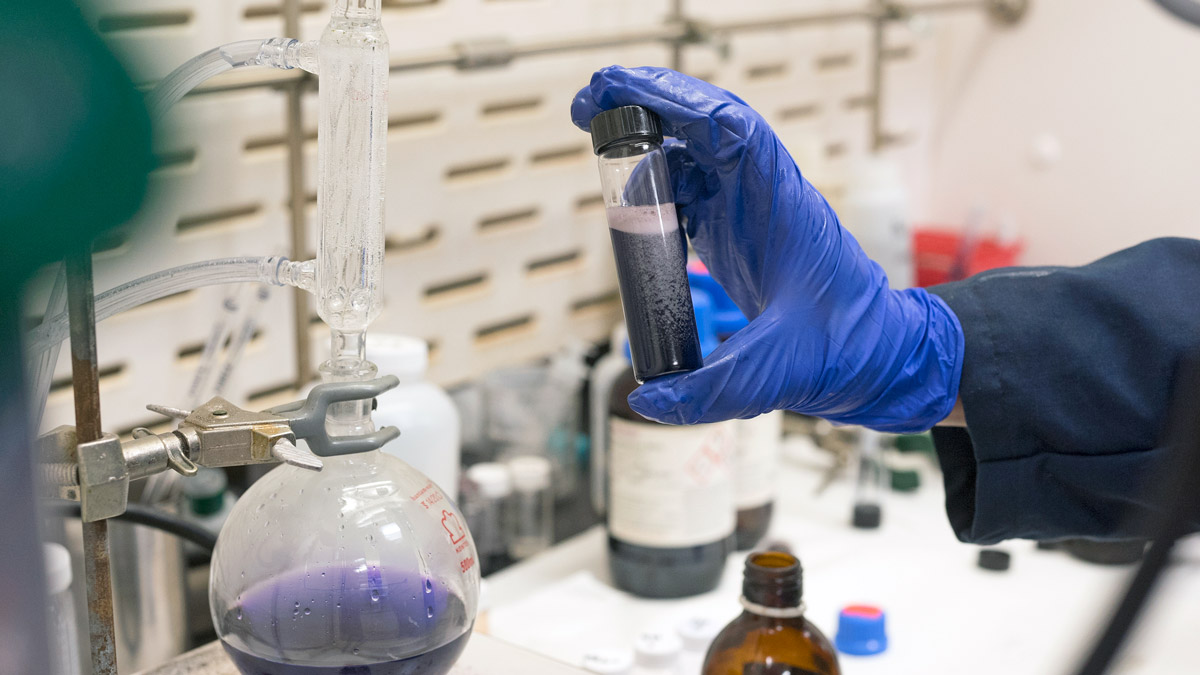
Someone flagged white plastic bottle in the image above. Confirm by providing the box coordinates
[841,158,913,289]
[589,324,631,515]
[369,334,462,501]
[44,543,81,675]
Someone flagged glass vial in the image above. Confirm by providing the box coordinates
[463,462,514,576]
[606,366,734,598]
[702,551,841,675]
[505,456,553,560]
[852,430,886,529]
[591,105,702,383]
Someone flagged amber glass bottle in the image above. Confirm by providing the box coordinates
[607,366,735,598]
[702,551,840,675]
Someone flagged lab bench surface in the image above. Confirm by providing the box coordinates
[483,437,1200,674]
[134,632,588,674]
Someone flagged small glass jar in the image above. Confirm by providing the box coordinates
[505,456,553,560]
[591,105,702,383]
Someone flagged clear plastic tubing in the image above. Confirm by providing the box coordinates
[314,0,390,437]
[590,105,702,383]
[147,38,318,121]
[25,256,303,358]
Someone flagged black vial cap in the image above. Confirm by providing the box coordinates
[589,105,663,155]
[743,551,803,609]
[977,548,1011,572]
[852,503,882,529]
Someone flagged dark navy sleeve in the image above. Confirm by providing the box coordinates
[927,237,1200,544]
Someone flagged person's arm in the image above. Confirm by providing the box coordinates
[928,238,1200,543]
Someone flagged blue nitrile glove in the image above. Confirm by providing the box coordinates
[571,66,963,433]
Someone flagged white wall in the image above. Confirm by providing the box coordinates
[925,0,1200,266]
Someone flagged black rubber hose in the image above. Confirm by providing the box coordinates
[49,500,218,554]
[1153,0,1200,27]
[1072,349,1200,675]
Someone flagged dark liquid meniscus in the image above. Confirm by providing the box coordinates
[218,563,471,675]
[606,205,702,382]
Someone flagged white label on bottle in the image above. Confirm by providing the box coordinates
[608,417,735,548]
[735,412,782,509]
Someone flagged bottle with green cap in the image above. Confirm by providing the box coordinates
[181,468,234,556]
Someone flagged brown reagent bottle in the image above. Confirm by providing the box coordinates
[702,551,840,675]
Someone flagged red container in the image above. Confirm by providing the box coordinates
[912,227,1023,288]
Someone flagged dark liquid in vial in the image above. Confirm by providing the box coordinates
[219,563,471,675]
[606,368,731,598]
[606,211,702,382]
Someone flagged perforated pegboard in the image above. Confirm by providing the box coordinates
[34,0,958,434]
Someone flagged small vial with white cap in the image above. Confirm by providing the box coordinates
[633,629,683,675]
[463,462,513,575]
[582,648,636,675]
[505,455,554,560]
[44,543,82,675]
[676,617,723,674]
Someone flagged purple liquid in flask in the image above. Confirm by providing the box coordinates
[219,562,471,675]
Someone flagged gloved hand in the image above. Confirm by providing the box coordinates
[571,66,963,433]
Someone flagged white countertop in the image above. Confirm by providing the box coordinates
[484,438,1200,674]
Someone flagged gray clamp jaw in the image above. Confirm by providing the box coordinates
[36,377,400,521]
[265,376,401,457]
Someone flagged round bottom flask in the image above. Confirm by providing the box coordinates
[210,450,480,675]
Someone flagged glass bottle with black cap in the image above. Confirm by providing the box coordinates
[702,551,841,675]
[590,104,702,383]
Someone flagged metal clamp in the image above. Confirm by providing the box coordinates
[266,375,401,457]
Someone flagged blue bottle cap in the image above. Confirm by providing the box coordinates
[687,264,748,338]
[691,288,719,358]
[835,605,888,656]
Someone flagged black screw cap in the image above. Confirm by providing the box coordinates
[590,105,663,155]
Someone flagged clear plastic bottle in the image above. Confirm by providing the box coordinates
[43,543,81,675]
[209,451,480,674]
[505,455,553,560]
[589,324,631,516]
[591,105,702,383]
[370,334,462,502]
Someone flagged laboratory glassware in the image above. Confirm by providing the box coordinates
[505,455,553,560]
[852,429,887,529]
[370,334,462,501]
[702,551,840,675]
[687,264,781,550]
[483,363,581,500]
[733,412,782,550]
[44,543,81,675]
[462,462,514,576]
[209,450,481,674]
[607,364,735,598]
[591,105,702,383]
